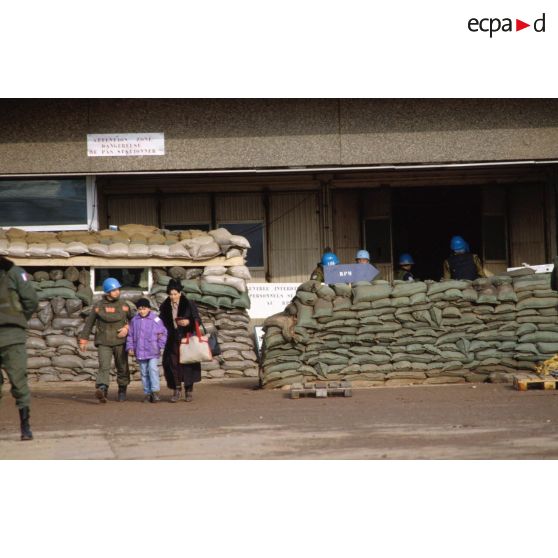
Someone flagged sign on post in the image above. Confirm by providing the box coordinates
[247,283,299,319]
[324,263,380,284]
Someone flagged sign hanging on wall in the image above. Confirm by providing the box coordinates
[247,283,299,319]
[87,133,165,157]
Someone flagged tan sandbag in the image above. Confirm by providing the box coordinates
[88,243,110,256]
[66,241,89,255]
[226,248,243,259]
[203,266,227,276]
[222,274,246,293]
[64,266,80,282]
[7,241,27,257]
[229,235,251,249]
[147,234,166,245]
[168,243,191,258]
[5,228,27,240]
[129,233,148,244]
[119,224,158,235]
[0,239,8,255]
[228,265,251,280]
[47,242,71,257]
[128,244,150,257]
[149,244,170,257]
[26,243,48,257]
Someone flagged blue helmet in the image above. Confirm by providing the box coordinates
[450,236,467,252]
[321,252,339,267]
[102,277,122,293]
[399,253,414,265]
[355,249,370,261]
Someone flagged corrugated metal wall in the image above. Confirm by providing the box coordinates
[161,195,211,226]
[268,192,321,282]
[215,193,266,280]
[107,195,158,226]
[332,190,361,264]
[509,184,546,266]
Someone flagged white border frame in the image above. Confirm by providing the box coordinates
[0,175,97,232]
[217,219,266,271]
[90,265,153,295]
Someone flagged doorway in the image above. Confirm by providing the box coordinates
[391,186,483,280]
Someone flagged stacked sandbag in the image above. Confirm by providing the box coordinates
[148,265,256,379]
[1,226,249,261]
[260,269,558,388]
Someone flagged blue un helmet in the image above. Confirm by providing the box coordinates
[321,252,340,267]
[102,277,122,294]
[355,249,370,261]
[450,235,467,252]
[399,253,414,265]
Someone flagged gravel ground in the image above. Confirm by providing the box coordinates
[2,379,558,459]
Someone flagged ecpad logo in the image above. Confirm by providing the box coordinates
[468,13,546,37]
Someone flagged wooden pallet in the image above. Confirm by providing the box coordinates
[290,381,352,399]
[513,376,558,391]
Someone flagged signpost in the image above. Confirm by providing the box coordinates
[324,263,380,284]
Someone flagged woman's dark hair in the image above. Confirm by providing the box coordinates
[166,279,183,295]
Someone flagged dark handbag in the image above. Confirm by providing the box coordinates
[201,322,221,356]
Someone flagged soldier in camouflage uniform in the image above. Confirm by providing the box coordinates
[310,251,339,282]
[0,256,39,441]
[78,277,134,403]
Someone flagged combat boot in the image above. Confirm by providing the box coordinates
[19,407,33,441]
[95,384,108,403]
[117,385,127,402]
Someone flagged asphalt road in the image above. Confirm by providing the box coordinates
[1,379,558,459]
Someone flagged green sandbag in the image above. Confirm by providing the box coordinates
[353,283,392,304]
[264,333,286,350]
[53,279,75,290]
[462,288,478,303]
[298,280,320,292]
[333,296,352,311]
[181,280,202,294]
[76,287,93,305]
[232,291,251,309]
[37,287,77,300]
[497,285,518,302]
[537,343,558,354]
[157,275,172,286]
[391,281,427,298]
[430,288,463,302]
[520,331,558,344]
[296,291,317,305]
[295,302,319,329]
[200,295,220,308]
[186,292,203,303]
[217,296,235,309]
[201,282,241,298]
[333,283,352,297]
[409,292,428,305]
[391,296,410,308]
[316,284,336,301]
[516,297,557,311]
[313,298,333,318]
[427,280,470,296]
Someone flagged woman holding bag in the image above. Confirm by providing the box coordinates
[159,279,202,402]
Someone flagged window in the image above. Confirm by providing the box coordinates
[94,268,150,292]
[218,221,264,268]
[164,223,211,231]
[0,177,92,230]
[364,218,392,263]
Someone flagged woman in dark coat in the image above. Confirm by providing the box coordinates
[159,280,202,402]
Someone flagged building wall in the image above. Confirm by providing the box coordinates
[2,99,558,174]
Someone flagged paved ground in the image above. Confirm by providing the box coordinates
[1,379,558,459]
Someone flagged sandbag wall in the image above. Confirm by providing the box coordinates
[261,269,558,388]
[20,265,257,383]
[0,225,249,261]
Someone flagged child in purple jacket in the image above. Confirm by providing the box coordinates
[126,298,168,402]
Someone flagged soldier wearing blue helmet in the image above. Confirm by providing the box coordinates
[310,249,339,282]
[443,236,485,280]
[78,276,134,403]
[395,253,417,281]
